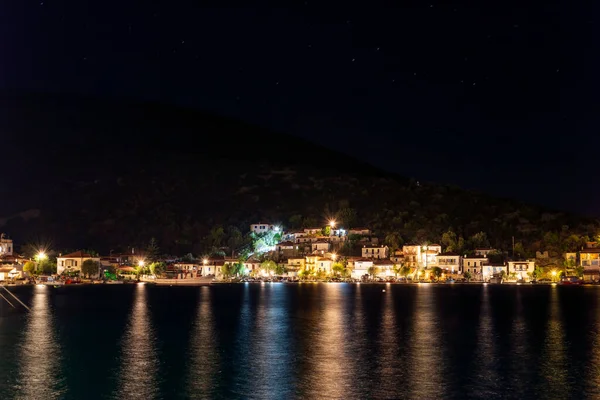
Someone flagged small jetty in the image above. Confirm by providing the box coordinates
[151,277,213,286]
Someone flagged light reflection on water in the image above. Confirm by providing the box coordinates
[114,284,159,399]
[471,283,499,397]
[408,283,446,398]
[3,284,600,399]
[305,283,349,399]
[15,285,65,400]
[187,286,219,399]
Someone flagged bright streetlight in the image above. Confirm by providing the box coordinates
[329,220,336,228]
[138,260,145,267]
[37,251,47,261]
[332,253,337,261]
[203,259,208,265]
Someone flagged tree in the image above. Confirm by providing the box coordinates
[431,267,442,281]
[149,261,166,277]
[332,262,345,277]
[289,214,303,229]
[392,264,401,278]
[337,207,357,228]
[575,266,584,278]
[441,230,458,252]
[367,266,379,279]
[532,267,543,280]
[322,226,331,236]
[81,259,100,278]
[274,264,286,276]
[23,261,36,274]
[147,238,160,262]
[463,271,472,281]
[400,266,411,278]
[469,232,490,249]
[260,260,277,275]
[385,233,403,254]
[41,260,57,275]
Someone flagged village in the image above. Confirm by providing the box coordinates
[0,219,598,285]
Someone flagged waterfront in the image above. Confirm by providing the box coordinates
[1,284,600,399]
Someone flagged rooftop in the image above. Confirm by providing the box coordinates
[60,250,95,258]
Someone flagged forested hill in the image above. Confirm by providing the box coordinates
[0,92,597,255]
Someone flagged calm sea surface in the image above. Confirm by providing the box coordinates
[0,283,599,399]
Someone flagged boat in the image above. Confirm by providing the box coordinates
[445,278,455,284]
[105,280,124,284]
[560,276,582,285]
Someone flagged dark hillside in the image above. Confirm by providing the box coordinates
[0,93,596,255]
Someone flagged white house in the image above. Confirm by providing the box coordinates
[362,245,389,259]
[250,223,274,234]
[316,258,334,274]
[57,251,101,276]
[507,261,535,281]
[373,259,395,278]
[436,253,461,274]
[350,258,374,279]
[312,240,331,253]
[0,234,13,256]
[402,244,441,267]
[482,264,507,280]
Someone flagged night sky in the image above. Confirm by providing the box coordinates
[2,1,597,214]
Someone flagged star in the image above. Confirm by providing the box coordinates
[352,58,355,62]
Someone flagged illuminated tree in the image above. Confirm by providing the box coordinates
[463,271,472,281]
[23,261,36,275]
[367,266,379,279]
[81,259,100,278]
[332,263,345,277]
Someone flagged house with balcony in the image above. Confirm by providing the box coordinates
[462,256,488,279]
[580,247,600,280]
[402,244,441,268]
[362,245,389,259]
[507,260,535,281]
[482,264,507,280]
[57,251,101,276]
[436,253,461,275]
[373,259,395,278]
[350,258,374,279]
[0,234,13,256]
[312,240,331,253]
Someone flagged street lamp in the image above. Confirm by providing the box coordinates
[332,253,337,261]
[37,251,47,261]
[551,269,557,281]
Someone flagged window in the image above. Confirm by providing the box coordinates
[468,262,471,266]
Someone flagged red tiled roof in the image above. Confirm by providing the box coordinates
[61,250,94,258]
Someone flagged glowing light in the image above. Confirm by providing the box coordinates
[203,259,208,265]
[551,270,557,276]
[331,253,337,261]
[273,226,280,232]
[138,260,145,267]
[329,220,336,228]
[37,252,47,261]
